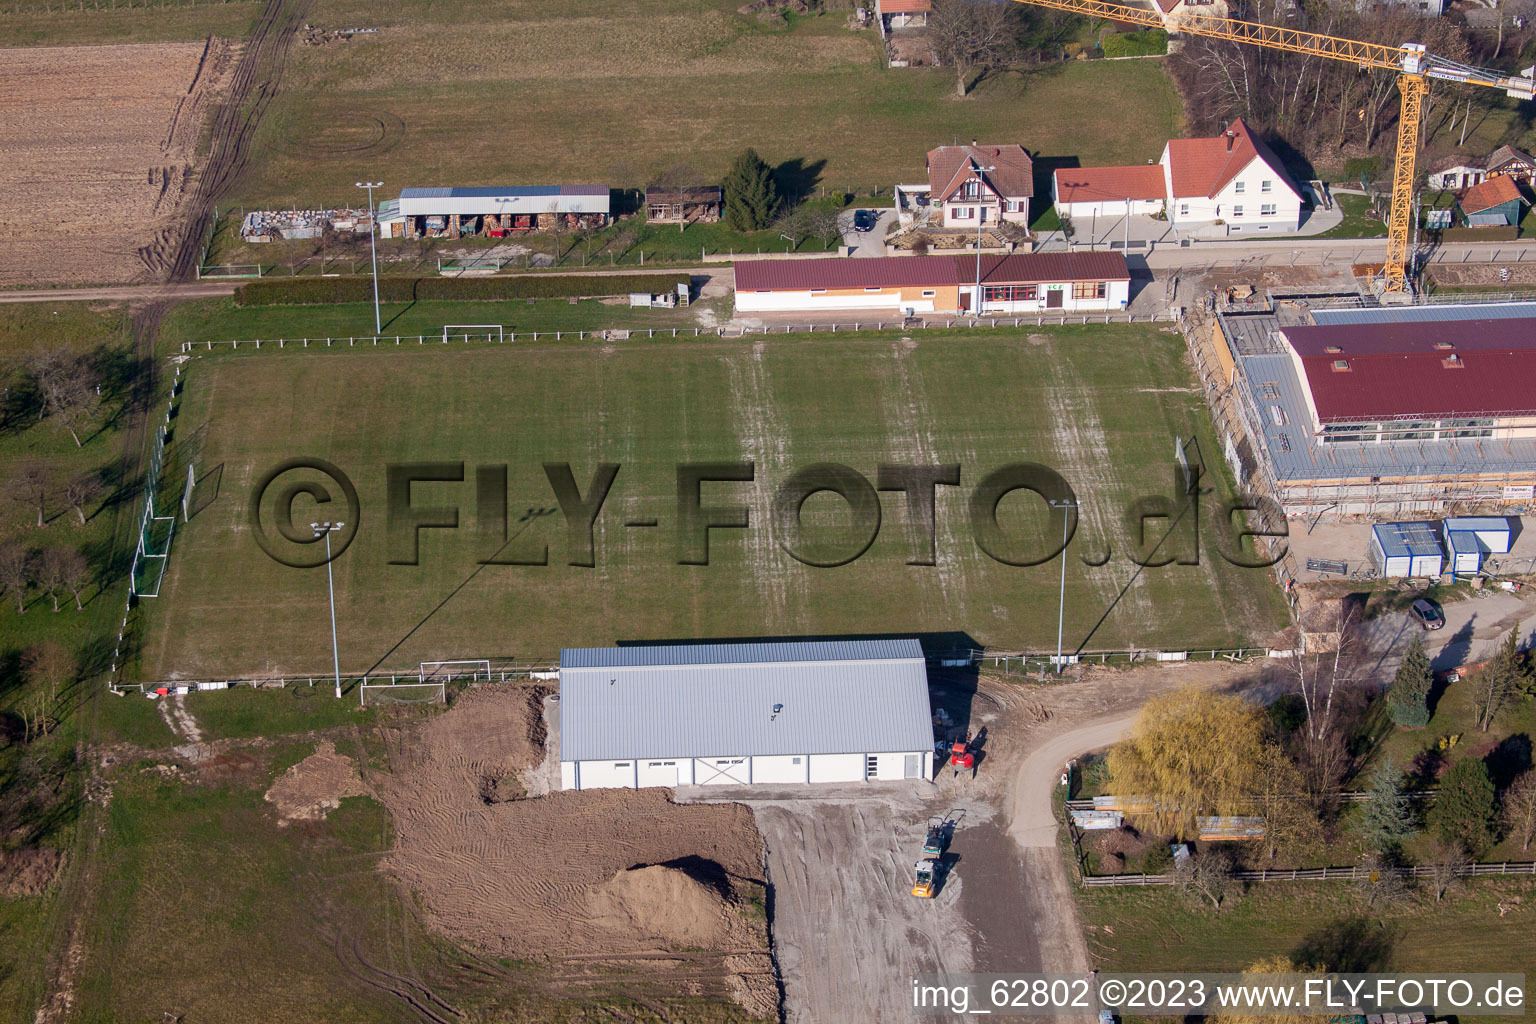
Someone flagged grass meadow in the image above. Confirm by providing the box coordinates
[242,0,1183,207]
[140,324,1288,681]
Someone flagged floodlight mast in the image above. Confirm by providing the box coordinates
[312,521,345,698]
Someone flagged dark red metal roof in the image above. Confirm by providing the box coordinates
[732,252,1128,292]
[1285,318,1536,421]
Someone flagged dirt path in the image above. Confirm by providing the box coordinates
[0,282,239,304]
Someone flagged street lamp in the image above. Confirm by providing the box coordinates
[356,181,383,335]
[1048,499,1078,675]
[970,164,995,316]
[312,521,345,698]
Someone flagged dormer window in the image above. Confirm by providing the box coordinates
[1331,360,1350,372]
[1324,345,1343,354]
[1442,354,1464,369]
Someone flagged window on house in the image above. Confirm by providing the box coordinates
[984,285,1038,302]
[866,755,879,778]
[1233,205,1245,217]
[921,289,936,298]
[1234,181,1246,193]
[1261,203,1276,216]
[1179,203,1190,216]
[1072,281,1107,299]
[1261,180,1273,193]
[954,206,972,220]
[810,288,826,295]
[864,286,881,292]
[962,181,980,200]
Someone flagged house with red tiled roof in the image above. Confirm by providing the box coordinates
[1158,118,1304,233]
[875,0,930,31]
[1459,175,1528,227]
[924,143,1034,231]
[1147,0,1228,30]
[1051,164,1166,220]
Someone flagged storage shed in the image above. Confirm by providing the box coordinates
[1445,530,1484,576]
[1370,522,1445,578]
[1442,516,1512,553]
[558,639,935,791]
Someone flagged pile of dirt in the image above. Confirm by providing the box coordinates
[264,740,368,825]
[373,686,772,1013]
[0,846,64,896]
[586,864,736,949]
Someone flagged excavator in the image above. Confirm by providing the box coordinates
[1008,0,1536,294]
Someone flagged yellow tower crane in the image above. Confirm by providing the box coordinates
[1009,0,1535,293]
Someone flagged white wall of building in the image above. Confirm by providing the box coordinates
[1058,198,1163,219]
[734,289,937,314]
[940,199,1029,229]
[974,279,1130,314]
[1428,166,1486,190]
[563,750,931,789]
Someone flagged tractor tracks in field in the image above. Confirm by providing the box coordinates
[144,0,312,283]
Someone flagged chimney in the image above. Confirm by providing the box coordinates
[970,138,978,147]
[1225,129,1236,153]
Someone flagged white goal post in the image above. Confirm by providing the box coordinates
[441,324,504,343]
[359,681,447,707]
[419,659,492,683]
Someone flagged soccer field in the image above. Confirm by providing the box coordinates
[142,326,1287,679]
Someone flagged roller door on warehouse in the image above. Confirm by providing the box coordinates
[694,757,750,785]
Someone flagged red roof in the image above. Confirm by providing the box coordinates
[1054,165,1165,204]
[1460,174,1525,215]
[927,145,1034,202]
[877,0,931,11]
[732,252,1128,292]
[1164,118,1292,200]
[1285,319,1536,422]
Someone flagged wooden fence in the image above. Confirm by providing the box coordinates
[1082,861,1536,887]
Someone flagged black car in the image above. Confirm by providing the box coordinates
[852,209,878,232]
[1411,597,1445,630]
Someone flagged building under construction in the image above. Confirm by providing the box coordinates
[1211,299,1536,517]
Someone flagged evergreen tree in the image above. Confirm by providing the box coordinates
[1388,634,1433,727]
[721,148,779,231]
[1428,757,1498,856]
[1355,757,1415,858]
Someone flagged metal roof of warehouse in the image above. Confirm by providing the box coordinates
[1282,318,1536,421]
[559,639,933,762]
[732,252,1129,291]
[1310,301,1536,325]
[1373,522,1443,558]
[399,185,608,199]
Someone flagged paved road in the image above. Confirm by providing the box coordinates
[1361,589,1536,679]
[839,206,898,257]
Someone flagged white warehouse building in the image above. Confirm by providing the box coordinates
[558,639,935,791]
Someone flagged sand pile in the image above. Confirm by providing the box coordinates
[263,740,368,824]
[585,865,734,948]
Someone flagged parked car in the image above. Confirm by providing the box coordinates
[852,209,878,232]
[1411,597,1445,630]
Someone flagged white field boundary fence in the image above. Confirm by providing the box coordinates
[1081,861,1536,887]
[109,658,559,698]
[962,646,1275,676]
[178,311,1177,354]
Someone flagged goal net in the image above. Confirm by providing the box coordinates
[359,681,447,707]
[441,324,504,343]
[419,660,492,683]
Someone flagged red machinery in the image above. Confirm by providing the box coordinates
[949,734,975,770]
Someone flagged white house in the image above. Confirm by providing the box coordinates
[1052,164,1166,220]
[1159,118,1304,234]
[1426,155,1487,190]
[558,639,935,791]
[925,143,1034,230]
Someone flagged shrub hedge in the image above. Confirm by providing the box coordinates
[234,273,692,307]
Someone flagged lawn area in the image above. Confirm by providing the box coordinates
[1078,878,1536,1024]
[156,294,728,350]
[1315,193,1387,239]
[0,1,258,47]
[242,0,1183,207]
[139,324,1288,681]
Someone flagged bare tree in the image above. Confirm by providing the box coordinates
[1424,838,1468,903]
[1175,848,1238,909]
[0,542,33,613]
[1503,770,1536,854]
[56,549,90,611]
[52,370,100,448]
[1471,626,1526,732]
[929,0,1018,98]
[62,472,101,527]
[1284,600,1366,793]
[1354,853,1410,909]
[11,461,52,528]
[38,548,69,612]
[23,641,74,707]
